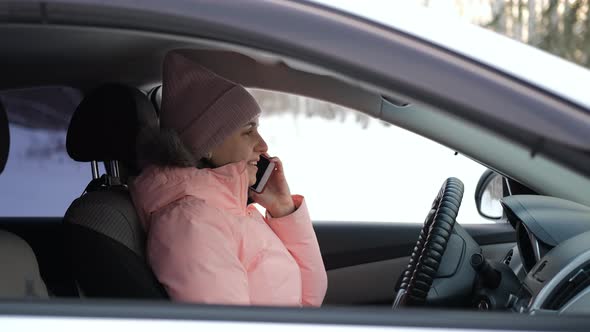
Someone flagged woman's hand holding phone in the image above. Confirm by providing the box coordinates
[249,155,295,218]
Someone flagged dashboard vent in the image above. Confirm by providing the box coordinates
[503,249,514,266]
[544,264,590,310]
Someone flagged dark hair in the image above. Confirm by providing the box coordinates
[138,125,252,205]
[197,157,215,169]
[136,126,213,169]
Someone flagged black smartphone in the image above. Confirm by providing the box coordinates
[250,155,275,193]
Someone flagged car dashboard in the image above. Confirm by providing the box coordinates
[499,195,590,315]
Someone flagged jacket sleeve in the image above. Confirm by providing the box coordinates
[265,195,328,307]
[146,199,250,305]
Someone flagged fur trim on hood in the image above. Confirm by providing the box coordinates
[136,126,199,169]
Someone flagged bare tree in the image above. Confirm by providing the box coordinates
[250,89,374,128]
[529,0,537,43]
[480,0,590,69]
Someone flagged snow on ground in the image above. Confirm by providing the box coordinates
[258,112,489,223]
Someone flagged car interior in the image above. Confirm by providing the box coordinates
[0,104,48,299]
[64,83,167,299]
[1,19,590,317]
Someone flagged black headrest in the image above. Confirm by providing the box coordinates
[0,99,9,174]
[66,84,158,175]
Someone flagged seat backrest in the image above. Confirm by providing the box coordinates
[64,83,167,299]
[0,98,48,299]
[0,230,49,298]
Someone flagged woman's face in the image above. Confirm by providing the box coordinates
[210,117,268,185]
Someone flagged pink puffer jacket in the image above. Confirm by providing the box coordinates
[130,160,328,307]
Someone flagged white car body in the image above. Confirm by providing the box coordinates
[310,0,590,110]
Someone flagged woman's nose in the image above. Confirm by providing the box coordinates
[256,135,268,153]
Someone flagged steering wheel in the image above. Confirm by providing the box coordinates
[393,177,465,308]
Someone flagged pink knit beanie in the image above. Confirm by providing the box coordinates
[160,50,261,159]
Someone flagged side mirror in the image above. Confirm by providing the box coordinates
[475,169,504,220]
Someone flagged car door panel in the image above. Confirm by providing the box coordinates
[324,242,515,306]
[0,217,515,305]
[316,221,515,269]
[324,257,406,305]
[315,221,516,305]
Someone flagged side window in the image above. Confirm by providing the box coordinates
[0,87,91,217]
[251,89,490,224]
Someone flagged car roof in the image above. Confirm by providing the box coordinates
[306,0,590,111]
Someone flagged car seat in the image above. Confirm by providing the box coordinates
[0,98,48,299]
[63,83,167,298]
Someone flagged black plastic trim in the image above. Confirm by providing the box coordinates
[316,222,515,270]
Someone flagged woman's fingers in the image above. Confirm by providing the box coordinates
[249,155,294,217]
[269,156,283,173]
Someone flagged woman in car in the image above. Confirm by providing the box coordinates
[130,50,327,307]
